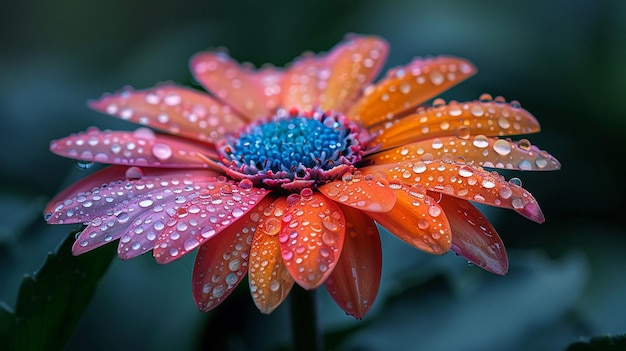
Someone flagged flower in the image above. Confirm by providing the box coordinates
[44,35,560,318]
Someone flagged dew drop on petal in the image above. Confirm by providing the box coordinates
[152,143,173,161]
[456,126,470,140]
[493,139,512,156]
[125,166,144,179]
[75,160,94,170]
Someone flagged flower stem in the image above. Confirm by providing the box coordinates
[290,285,322,351]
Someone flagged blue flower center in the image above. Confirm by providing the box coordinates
[217,109,366,191]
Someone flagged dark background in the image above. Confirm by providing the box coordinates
[1,0,624,350]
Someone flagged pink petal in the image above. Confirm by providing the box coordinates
[324,204,382,319]
[437,193,508,275]
[50,128,216,168]
[192,196,275,312]
[152,180,269,264]
[190,51,283,120]
[89,84,246,143]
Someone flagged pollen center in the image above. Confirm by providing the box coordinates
[217,108,366,191]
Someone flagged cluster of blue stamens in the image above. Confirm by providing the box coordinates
[217,108,365,191]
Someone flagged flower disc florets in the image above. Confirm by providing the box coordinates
[217,108,367,191]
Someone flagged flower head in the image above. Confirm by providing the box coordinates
[44,35,560,318]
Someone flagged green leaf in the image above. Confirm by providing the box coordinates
[0,230,116,351]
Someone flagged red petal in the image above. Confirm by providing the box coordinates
[152,180,269,264]
[320,35,389,113]
[324,205,382,319]
[366,186,451,254]
[190,51,283,120]
[191,196,275,312]
[279,192,346,289]
[50,128,216,168]
[349,56,476,127]
[370,135,561,171]
[362,161,545,223]
[437,194,508,275]
[248,197,295,314]
[88,84,246,143]
[318,172,396,213]
[373,98,540,149]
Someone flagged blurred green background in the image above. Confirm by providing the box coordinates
[1,0,624,350]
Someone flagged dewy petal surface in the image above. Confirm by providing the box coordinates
[371,135,561,171]
[363,161,545,223]
[248,197,295,314]
[279,192,345,290]
[89,84,246,143]
[318,172,396,213]
[349,56,476,127]
[324,204,382,319]
[366,186,451,254]
[320,35,389,113]
[373,98,540,149]
[153,179,268,264]
[190,51,283,120]
[192,196,274,312]
[50,128,215,168]
[437,193,508,275]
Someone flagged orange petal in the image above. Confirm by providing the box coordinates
[279,192,346,289]
[370,135,561,171]
[318,172,396,212]
[248,197,294,314]
[320,35,389,113]
[324,204,382,319]
[190,51,283,120]
[88,84,246,143]
[363,161,545,223]
[437,193,508,275]
[372,97,540,149]
[349,56,476,127]
[366,186,451,254]
[192,196,274,312]
[281,55,327,111]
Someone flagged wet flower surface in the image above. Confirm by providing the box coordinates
[44,35,560,318]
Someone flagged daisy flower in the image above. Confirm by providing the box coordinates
[44,35,560,319]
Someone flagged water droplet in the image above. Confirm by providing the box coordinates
[472,135,489,148]
[264,218,281,236]
[458,166,474,178]
[228,258,241,271]
[270,280,280,292]
[479,93,493,102]
[125,166,144,179]
[212,284,226,298]
[75,160,94,170]
[493,139,512,155]
[456,126,470,140]
[239,179,253,189]
[183,238,200,251]
[152,143,172,161]
[116,212,130,223]
[499,186,513,199]
[481,179,496,189]
[508,177,522,187]
[133,127,156,140]
[138,199,154,208]
[518,139,532,151]
[428,206,441,217]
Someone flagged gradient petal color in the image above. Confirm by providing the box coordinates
[324,205,382,319]
[45,34,559,317]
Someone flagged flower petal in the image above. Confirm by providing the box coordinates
[248,197,295,314]
[50,128,216,168]
[45,166,218,225]
[190,51,283,120]
[437,193,508,275]
[279,192,345,289]
[88,84,246,143]
[152,180,269,264]
[280,55,328,112]
[320,35,389,113]
[191,196,274,312]
[373,97,540,149]
[349,56,476,127]
[370,135,561,171]
[324,205,382,319]
[318,172,396,213]
[363,161,545,223]
[366,186,451,254]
